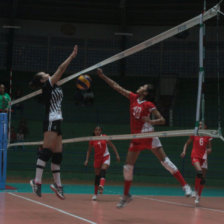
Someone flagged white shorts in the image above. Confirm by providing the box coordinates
[201,159,208,169]
[152,137,162,148]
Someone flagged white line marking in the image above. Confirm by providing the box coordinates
[135,195,224,214]
[8,192,97,224]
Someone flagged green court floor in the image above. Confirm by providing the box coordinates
[1,183,224,197]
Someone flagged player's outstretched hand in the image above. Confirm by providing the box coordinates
[71,45,78,58]
[97,68,104,78]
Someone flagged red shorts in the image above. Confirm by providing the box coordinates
[191,157,207,169]
[94,154,110,169]
[128,138,153,152]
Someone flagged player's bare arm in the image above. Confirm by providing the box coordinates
[142,109,165,126]
[97,68,131,99]
[51,45,78,85]
[207,141,212,154]
[108,141,120,162]
[84,144,92,166]
[181,137,192,158]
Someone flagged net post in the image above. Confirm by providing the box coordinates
[195,13,204,135]
[0,113,8,190]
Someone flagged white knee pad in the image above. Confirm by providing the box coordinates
[161,157,178,174]
[123,164,134,181]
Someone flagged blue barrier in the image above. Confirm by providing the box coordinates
[0,113,8,190]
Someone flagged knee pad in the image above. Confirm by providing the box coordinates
[196,171,203,179]
[100,169,106,178]
[95,175,100,186]
[161,157,178,175]
[123,164,134,181]
[52,152,63,165]
[39,148,52,162]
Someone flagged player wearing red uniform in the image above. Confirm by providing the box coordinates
[84,126,120,200]
[97,68,192,208]
[181,122,212,206]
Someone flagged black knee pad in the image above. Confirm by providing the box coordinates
[95,175,100,186]
[39,148,52,162]
[100,169,106,178]
[196,171,203,179]
[52,152,63,165]
[200,178,206,185]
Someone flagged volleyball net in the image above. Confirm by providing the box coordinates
[2,2,224,187]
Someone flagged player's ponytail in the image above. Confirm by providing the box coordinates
[144,84,155,102]
[29,72,44,89]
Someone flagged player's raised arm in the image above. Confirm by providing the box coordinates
[51,45,78,85]
[97,68,131,99]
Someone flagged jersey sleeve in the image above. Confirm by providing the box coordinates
[129,92,138,103]
[190,136,194,141]
[89,140,93,146]
[148,101,156,112]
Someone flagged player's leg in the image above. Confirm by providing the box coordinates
[151,138,192,197]
[117,150,140,208]
[93,168,101,200]
[30,131,56,197]
[193,159,207,205]
[50,134,65,200]
[99,161,110,194]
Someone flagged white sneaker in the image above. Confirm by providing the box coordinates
[92,194,97,201]
[183,184,192,197]
[191,191,196,198]
[195,195,200,206]
[117,194,133,208]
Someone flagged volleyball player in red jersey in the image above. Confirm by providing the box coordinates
[84,126,120,200]
[97,68,192,208]
[181,122,212,206]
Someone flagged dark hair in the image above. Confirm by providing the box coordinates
[29,72,44,89]
[92,126,102,136]
[144,84,155,102]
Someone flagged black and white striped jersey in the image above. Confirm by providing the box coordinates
[42,79,63,122]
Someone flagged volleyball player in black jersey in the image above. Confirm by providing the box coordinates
[29,45,78,199]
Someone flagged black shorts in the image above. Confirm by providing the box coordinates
[43,120,62,135]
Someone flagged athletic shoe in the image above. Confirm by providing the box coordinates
[92,194,97,201]
[195,195,200,206]
[117,194,133,208]
[183,184,192,197]
[98,185,104,194]
[30,179,42,197]
[50,183,65,200]
[191,191,196,198]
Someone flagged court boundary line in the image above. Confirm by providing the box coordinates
[135,195,224,214]
[8,192,97,224]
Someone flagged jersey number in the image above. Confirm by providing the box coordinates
[97,141,102,148]
[133,106,142,119]
[199,138,204,146]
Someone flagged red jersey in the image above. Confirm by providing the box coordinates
[129,92,156,134]
[89,134,109,159]
[190,136,212,159]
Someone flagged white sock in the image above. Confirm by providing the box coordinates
[35,159,46,184]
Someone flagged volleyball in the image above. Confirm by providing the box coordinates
[76,75,92,90]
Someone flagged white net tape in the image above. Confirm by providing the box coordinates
[8,129,220,147]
